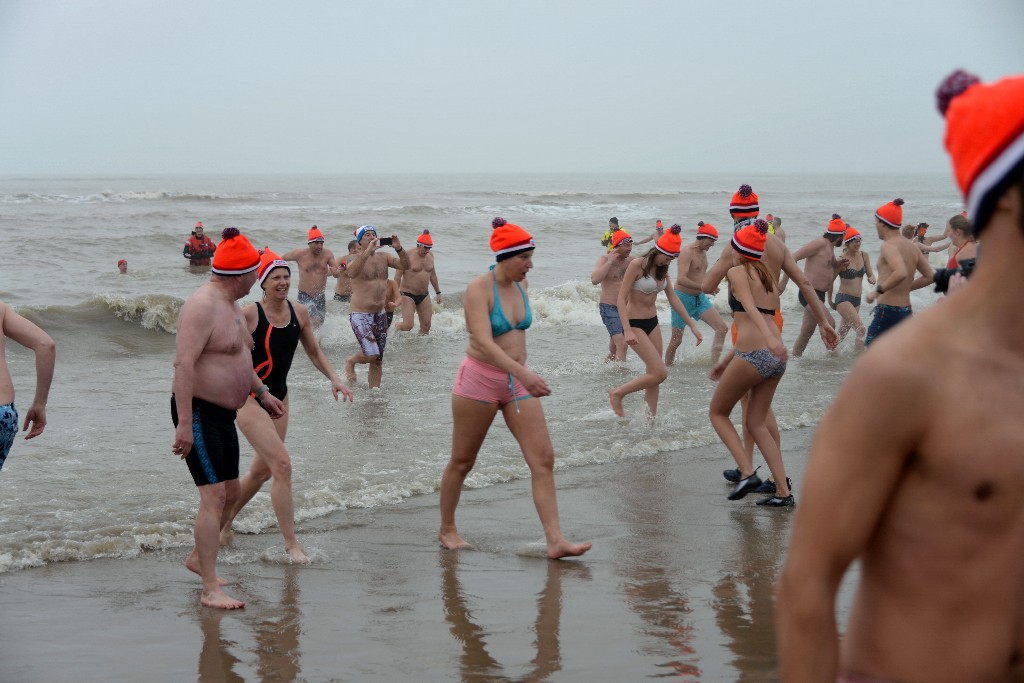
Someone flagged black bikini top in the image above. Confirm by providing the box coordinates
[728,289,776,316]
[838,266,866,280]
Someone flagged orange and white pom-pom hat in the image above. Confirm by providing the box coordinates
[731,219,770,261]
[937,69,1024,235]
[211,228,260,275]
[875,198,905,229]
[490,217,535,261]
[257,248,290,288]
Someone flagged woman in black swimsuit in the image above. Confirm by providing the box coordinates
[828,226,875,351]
[708,219,794,506]
[220,248,353,564]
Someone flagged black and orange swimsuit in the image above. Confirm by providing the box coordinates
[252,301,301,400]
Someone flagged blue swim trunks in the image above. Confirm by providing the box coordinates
[672,289,713,329]
[298,290,327,324]
[0,402,19,470]
[599,302,624,337]
[865,304,912,347]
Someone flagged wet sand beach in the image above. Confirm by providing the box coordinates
[0,426,857,682]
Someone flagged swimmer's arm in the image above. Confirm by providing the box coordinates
[394,268,403,291]
[590,255,612,285]
[664,285,702,345]
[634,232,655,245]
[701,250,730,294]
[616,260,641,346]
[864,252,876,284]
[910,249,935,291]
[0,303,56,438]
[241,303,259,334]
[789,240,817,264]
[345,245,375,278]
[429,268,441,301]
[171,301,217,452]
[296,305,352,402]
[325,251,339,276]
[777,353,924,682]
[279,248,304,263]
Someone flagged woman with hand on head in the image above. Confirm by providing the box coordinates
[708,219,793,506]
[220,248,353,563]
[608,224,703,418]
[438,218,591,560]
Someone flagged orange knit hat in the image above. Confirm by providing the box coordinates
[416,230,433,247]
[731,219,769,261]
[212,228,260,275]
[257,247,290,287]
[611,230,633,248]
[875,198,905,229]
[730,184,759,219]
[490,217,535,261]
[937,70,1024,234]
[307,226,325,244]
[696,221,718,241]
[655,220,663,229]
[655,224,683,256]
[826,213,846,236]
[843,226,862,244]
[195,221,203,229]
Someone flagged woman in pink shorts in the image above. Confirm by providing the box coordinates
[438,218,591,560]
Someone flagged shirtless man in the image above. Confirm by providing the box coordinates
[343,225,410,388]
[395,230,442,334]
[281,226,338,329]
[665,221,728,365]
[333,240,359,303]
[590,229,634,361]
[784,214,847,356]
[171,228,285,609]
[0,300,55,471]
[776,70,1024,682]
[862,198,934,346]
[634,219,664,245]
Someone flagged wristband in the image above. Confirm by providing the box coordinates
[395,246,404,253]
[254,384,270,399]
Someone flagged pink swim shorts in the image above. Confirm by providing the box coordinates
[452,355,531,406]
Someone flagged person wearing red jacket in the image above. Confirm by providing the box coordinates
[183,221,216,267]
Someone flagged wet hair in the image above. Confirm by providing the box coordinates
[641,248,670,283]
[742,259,778,293]
[609,217,619,226]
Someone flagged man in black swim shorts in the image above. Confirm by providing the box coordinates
[171,227,284,610]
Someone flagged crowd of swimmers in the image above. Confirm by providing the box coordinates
[11,63,1024,683]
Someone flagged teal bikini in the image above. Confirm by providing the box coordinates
[489,269,532,336]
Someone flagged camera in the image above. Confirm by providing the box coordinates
[378,236,393,246]
[933,257,975,293]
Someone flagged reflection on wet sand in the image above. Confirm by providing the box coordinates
[440,552,591,683]
[197,567,303,683]
[713,508,788,681]
[611,462,702,680]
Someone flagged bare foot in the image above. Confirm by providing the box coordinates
[608,389,624,417]
[201,589,245,610]
[344,357,357,385]
[438,529,473,550]
[285,544,311,565]
[547,539,593,560]
[185,551,231,587]
[219,526,234,546]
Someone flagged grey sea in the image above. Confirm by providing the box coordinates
[0,172,961,681]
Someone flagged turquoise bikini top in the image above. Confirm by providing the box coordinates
[489,267,532,336]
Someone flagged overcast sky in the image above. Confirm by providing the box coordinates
[1,0,1022,175]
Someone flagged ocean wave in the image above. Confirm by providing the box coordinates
[0,190,293,204]
[17,295,183,335]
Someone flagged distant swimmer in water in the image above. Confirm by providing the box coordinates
[438,217,591,559]
[608,225,703,418]
[281,226,339,330]
[0,299,55,471]
[117,259,128,274]
[395,230,442,334]
[220,248,353,564]
[183,221,216,268]
[171,228,285,609]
